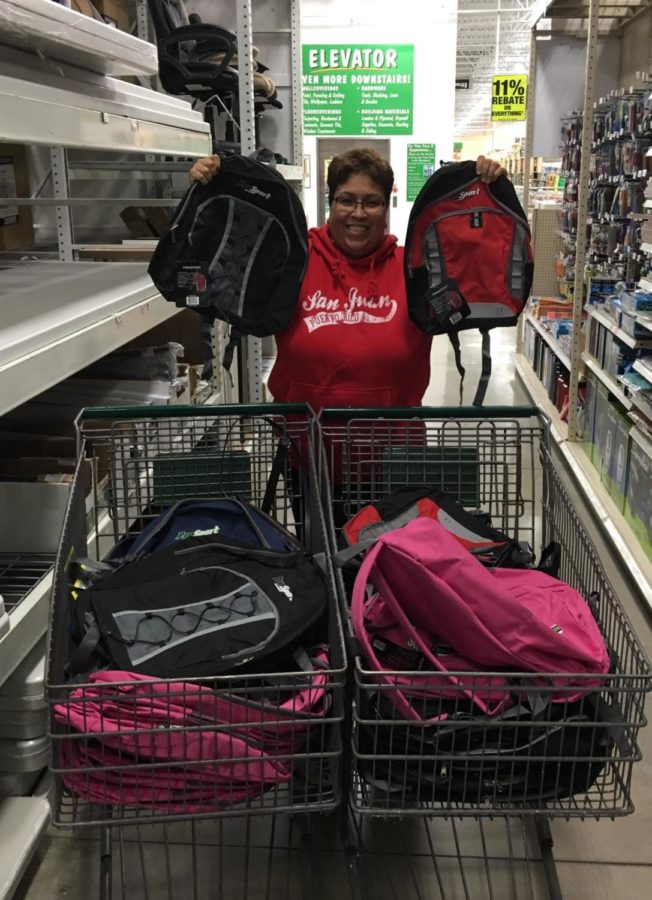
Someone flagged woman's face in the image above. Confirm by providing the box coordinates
[328,173,388,258]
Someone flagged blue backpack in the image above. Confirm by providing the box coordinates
[107,498,300,561]
[67,498,323,678]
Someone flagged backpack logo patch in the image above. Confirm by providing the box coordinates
[273,576,293,602]
[175,525,221,541]
[454,187,481,202]
[236,180,272,201]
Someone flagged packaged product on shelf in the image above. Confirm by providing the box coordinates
[605,293,622,323]
[620,310,652,340]
[624,436,652,561]
[588,276,620,306]
[582,372,598,461]
[0,143,34,251]
[597,326,608,368]
[603,402,631,512]
[620,290,652,314]
[592,381,611,477]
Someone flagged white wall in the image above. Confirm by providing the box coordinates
[300,0,457,238]
[532,36,621,159]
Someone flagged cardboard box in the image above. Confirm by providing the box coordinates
[93,0,130,31]
[71,0,104,20]
[603,402,630,511]
[120,206,172,239]
[624,436,652,561]
[77,242,156,262]
[0,144,34,251]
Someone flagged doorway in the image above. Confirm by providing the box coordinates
[316,138,391,227]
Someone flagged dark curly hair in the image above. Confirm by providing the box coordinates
[327,148,394,205]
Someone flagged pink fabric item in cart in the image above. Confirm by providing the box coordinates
[352,518,609,721]
[53,647,330,812]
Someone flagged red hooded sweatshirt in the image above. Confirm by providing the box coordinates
[268,225,431,412]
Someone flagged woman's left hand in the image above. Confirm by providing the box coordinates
[476,155,507,183]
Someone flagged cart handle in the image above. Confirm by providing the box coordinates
[318,405,542,420]
[76,402,314,421]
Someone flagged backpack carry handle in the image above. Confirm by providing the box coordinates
[351,543,510,722]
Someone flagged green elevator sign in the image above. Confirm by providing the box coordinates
[302,44,414,136]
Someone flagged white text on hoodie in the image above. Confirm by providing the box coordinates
[302,288,398,332]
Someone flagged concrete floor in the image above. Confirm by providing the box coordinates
[12,330,652,899]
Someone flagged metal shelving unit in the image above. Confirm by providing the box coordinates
[0,0,158,78]
[0,262,180,418]
[582,351,633,409]
[0,47,211,156]
[0,10,216,871]
[587,305,652,351]
[523,310,572,369]
[518,0,652,612]
[230,0,304,405]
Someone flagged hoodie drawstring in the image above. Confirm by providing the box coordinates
[368,255,377,302]
[331,257,344,288]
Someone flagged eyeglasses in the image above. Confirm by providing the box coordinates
[332,194,386,212]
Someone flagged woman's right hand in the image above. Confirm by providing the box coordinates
[189,154,221,184]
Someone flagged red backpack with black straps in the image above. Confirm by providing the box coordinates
[404,161,533,405]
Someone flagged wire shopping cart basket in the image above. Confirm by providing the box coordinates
[317,405,652,900]
[46,403,346,900]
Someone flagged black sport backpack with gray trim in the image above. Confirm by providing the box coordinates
[148,155,308,368]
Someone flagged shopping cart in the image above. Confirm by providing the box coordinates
[317,405,652,900]
[46,404,346,900]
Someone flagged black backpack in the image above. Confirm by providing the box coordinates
[148,155,309,368]
[357,689,611,806]
[69,534,329,680]
[404,161,533,405]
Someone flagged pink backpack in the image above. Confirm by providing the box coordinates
[53,647,330,813]
[351,518,609,721]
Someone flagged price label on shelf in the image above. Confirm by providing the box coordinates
[491,74,527,122]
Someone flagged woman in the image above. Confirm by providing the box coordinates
[190,149,505,412]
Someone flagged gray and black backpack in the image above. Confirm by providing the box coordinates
[148,155,309,367]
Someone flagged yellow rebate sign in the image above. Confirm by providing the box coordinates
[491,74,527,122]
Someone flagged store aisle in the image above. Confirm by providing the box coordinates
[424,327,531,408]
[12,329,652,900]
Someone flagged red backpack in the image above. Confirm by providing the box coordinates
[404,161,533,405]
[340,485,535,570]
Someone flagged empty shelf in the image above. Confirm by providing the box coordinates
[0,46,211,156]
[0,261,180,417]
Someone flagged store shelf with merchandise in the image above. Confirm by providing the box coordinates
[518,282,652,598]
[516,344,652,609]
[0,12,214,724]
[518,78,652,608]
